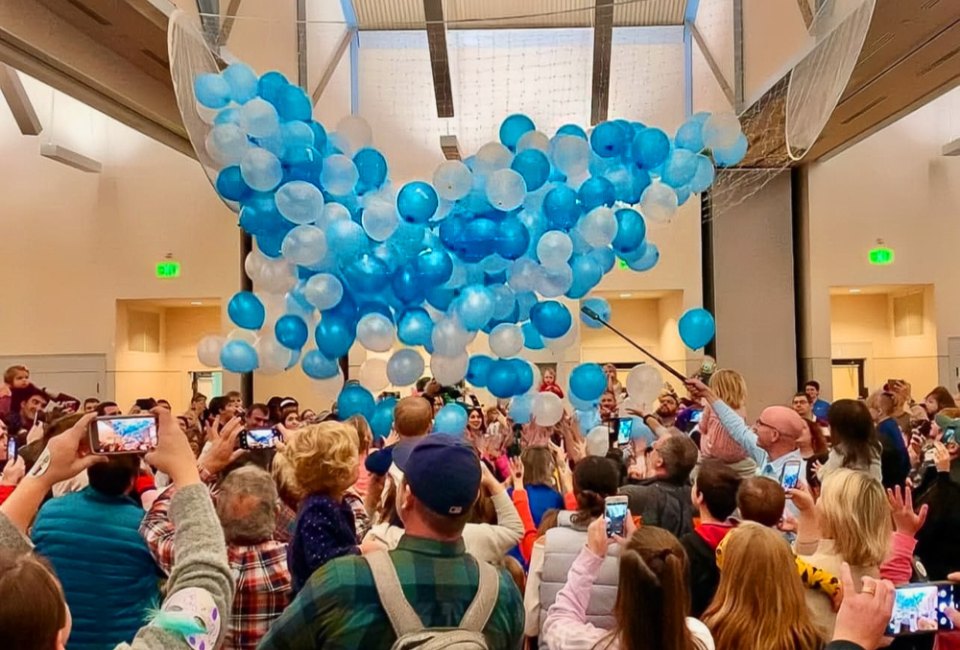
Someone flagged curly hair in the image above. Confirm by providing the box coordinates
[284,421,359,495]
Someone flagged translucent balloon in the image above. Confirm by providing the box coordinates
[281,225,327,266]
[326,219,368,259]
[689,154,716,193]
[222,62,258,104]
[240,148,282,192]
[536,264,573,299]
[387,348,425,386]
[626,364,663,408]
[516,130,550,153]
[434,403,468,435]
[397,181,439,223]
[280,121,315,158]
[580,297,611,329]
[303,273,343,310]
[466,354,493,387]
[578,207,618,248]
[206,124,249,166]
[590,121,628,158]
[533,232,571,269]
[397,308,434,347]
[245,250,296,294]
[510,149,550,192]
[474,142,513,176]
[661,149,699,189]
[336,115,373,152]
[431,351,469,386]
[678,308,716,350]
[550,135,591,177]
[431,317,472,357]
[359,358,390,392]
[338,384,375,420]
[484,169,526,211]
[489,323,523,358]
[713,133,748,167]
[703,112,742,150]
[274,314,309,350]
[197,335,226,368]
[569,363,607,402]
[632,128,670,169]
[274,181,324,224]
[227,327,259,345]
[530,300,572,339]
[675,116,706,152]
[353,148,388,190]
[228,291,266,330]
[640,181,679,225]
[361,195,399,241]
[195,73,231,109]
[509,394,533,423]
[625,242,660,272]
[432,161,473,201]
[356,313,395,352]
[584,425,610,456]
[321,154,360,195]
[220,339,259,373]
[318,202,350,229]
[566,255,603,299]
[491,285,516,320]
[499,114,536,150]
[455,285,496,332]
[239,98,280,138]
[532,392,564,426]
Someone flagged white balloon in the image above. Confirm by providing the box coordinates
[276,181,325,225]
[318,202,351,230]
[626,364,663,408]
[489,323,523,358]
[281,225,327,266]
[578,207,618,248]
[357,313,396,353]
[259,292,287,329]
[205,123,249,165]
[537,231,573,267]
[303,274,343,310]
[336,115,373,151]
[321,154,360,195]
[359,358,390,392]
[312,369,345,396]
[640,181,679,225]
[585,425,610,456]
[431,316,472,356]
[532,391,564,426]
[517,130,550,153]
[387,348,425,386]
[550,135,590,177]
[535,264,573,298]
[433,161,473,201]
[474,142,514,176]
[485,169,527,211]
[257,334,293,375]
[703,112,742,150]
[197,335,226,368]
[431,351,469,386]
[528,363,542,395]
[360,195,399,242]
[227,328,259,345]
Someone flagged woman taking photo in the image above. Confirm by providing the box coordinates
[817,400,881,482]
[543,517,714,650]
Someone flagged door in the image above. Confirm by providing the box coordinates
[831,359,865,400]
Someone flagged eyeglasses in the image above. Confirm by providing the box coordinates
[752,419,783,437]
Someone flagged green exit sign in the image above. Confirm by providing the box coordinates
[618,258,628,270]
[868,247,894,266]
[156,261,181,278]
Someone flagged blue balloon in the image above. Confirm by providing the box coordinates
[392,266,427,305]
[625,242,660,272]
[195,73,231,109]
[676,118,705,153]
[255,230,286,258]
[434,403,468,435]
[510,149,550,191]
[543,185,581,231]
[308,121,328,152]
[589,247,616,274]
[509,394,533,424]
[522,321,545,349]
[580,297,611,329]
[214,108,241,126]
[496,216,531,261]
[275,314,309,349]
[222,63,258,104]
[354,148,388,190]
[612,208,646,254]
[416,249,453,285]
[499,114,536,150]
[530,300,572,339]
[257,71,289,104]
[713,133,748,167]
[216,166,252,202]
[511,359,534,394]
[327,219,369,259]
[370,397,397,440]
[569,392,598,411]
[576,408,601,432]
[220,340,259,373]
[689,154,716,193]
[343,254,391,294]
[679,308,716,350]
[228,291,265,330]
[557,124,588,139]
[590,121,628,158]
[578,177,616,211]
[455,285,496,332]
[397,181,439,223]
[466,354,494,387]
[566,255,603,299]
[661,149,699,188]
[280,122,315,161]
[315,316,356,359]
[487,360,519,398]
[301,349,340,379]
[275,84,312,122]
[569,363,607,402]
[397,308,434,347]
[338,384,375,421]
[633,128,670,169]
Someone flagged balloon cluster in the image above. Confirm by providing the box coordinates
[191,62,746,421]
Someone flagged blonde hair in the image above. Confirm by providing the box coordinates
[348,415,373,455]
[284,421,359,495]
[817,468,890,567]
[394,396,433,438]
[709,369,747,410]
[272,449,306,509]
[704,523,824,650]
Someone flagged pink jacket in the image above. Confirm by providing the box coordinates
[700,402,749,464]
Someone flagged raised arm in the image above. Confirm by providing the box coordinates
[685,378,766,466]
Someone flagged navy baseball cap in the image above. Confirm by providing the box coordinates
[395,434,481,516]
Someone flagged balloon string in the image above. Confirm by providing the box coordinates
[579,306,688,383]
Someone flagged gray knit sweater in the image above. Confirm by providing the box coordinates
[0,483,233,650]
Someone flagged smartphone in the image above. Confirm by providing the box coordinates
[780,460,802,491]
[240,427,279,450]
[506,439,522,459]
[886,582,957,635]
[6,438,16,460]
[942,427,958,445]
[605,495,629,537]
[689,410,703,424]
[89,415,159,455]
[616,418,634,448]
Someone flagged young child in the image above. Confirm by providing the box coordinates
[698,369,757,478]
[0,365,29,418]
[285,421,377,593]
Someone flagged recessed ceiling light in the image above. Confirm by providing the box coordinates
[190,301,203,305]
[849,289,861,294]
[619,293,633,298]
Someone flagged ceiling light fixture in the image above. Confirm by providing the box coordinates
[619,293,633,298]
[849,288,862,294]
[190,301,203,305]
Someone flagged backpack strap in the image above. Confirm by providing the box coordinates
[458,559,500,633]
[365,551,424,637]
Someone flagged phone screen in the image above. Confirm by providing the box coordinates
[244,427,278,450]
[617,419,634,447]
[91,416,158,454]
[887,583,957,635]
[605,499,628,537]
[6,438,16,460]
[780,461,802,490]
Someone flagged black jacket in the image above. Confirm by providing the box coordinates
[681,530,720,617]
[913,464,960,580]
[620,478,694,538]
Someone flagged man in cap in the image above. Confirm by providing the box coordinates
[260,434,525,650]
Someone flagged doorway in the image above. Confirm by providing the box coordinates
[831,359,865,400]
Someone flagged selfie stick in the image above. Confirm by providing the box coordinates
[580,306,688,383]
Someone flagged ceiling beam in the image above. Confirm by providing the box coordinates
[312,27,356,105]
[796,0,814,29]
[689,22,736,108]
[440,134,461,160]
[0,63,41,135]
[195,0,220,49]
[590,0,614,125]
[423,0,453,118]
[218,0,242,46]
[296,0,308,90]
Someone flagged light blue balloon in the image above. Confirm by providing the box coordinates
[327,219,369,260]
[675,117,706,153]
[301,349,340,379]
[589,247,616,274]
[499,114,536,150]
[434,403,468,435]
[397,181,439,223]
[275,314,309,350]
[689,154,716,193]
[214,107,241,126]
[321,154,360,195]
[303,273,343,310]
[387,348,425,386]
[557,124,588,139]
[227,291,265,330]
[240,148,282,192]
[678,308,716,350]
[195,73,231,109]
[713,133,748,167]
[580,297,611,329]
[569,363,607,402]
[370,397,397,440]
[222,63,259,104]
[522,320,545,350]
[454,285,495,331]
[626,242,660,272]
[280,121,315,160]
[661,148,699,189]
[530,300,572,339]
[239,98,280,138]
[575,408,601,432]
[509,394,533,424]
[397,308,434,347]
[566,254,603,299]
[338,384,375,421]
[569,391,598,411]
[220,340,259,373]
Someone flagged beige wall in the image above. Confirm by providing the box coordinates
[741,0,810,105]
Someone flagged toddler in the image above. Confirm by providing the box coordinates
[0,365,29,418]
[699,369,757,478]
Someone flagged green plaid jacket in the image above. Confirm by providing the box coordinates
[258,535,525,650]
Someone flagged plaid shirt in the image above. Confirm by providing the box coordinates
[140,487,291,650]
[259,535,525,650]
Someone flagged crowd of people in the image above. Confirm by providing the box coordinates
[1,360,960,650]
